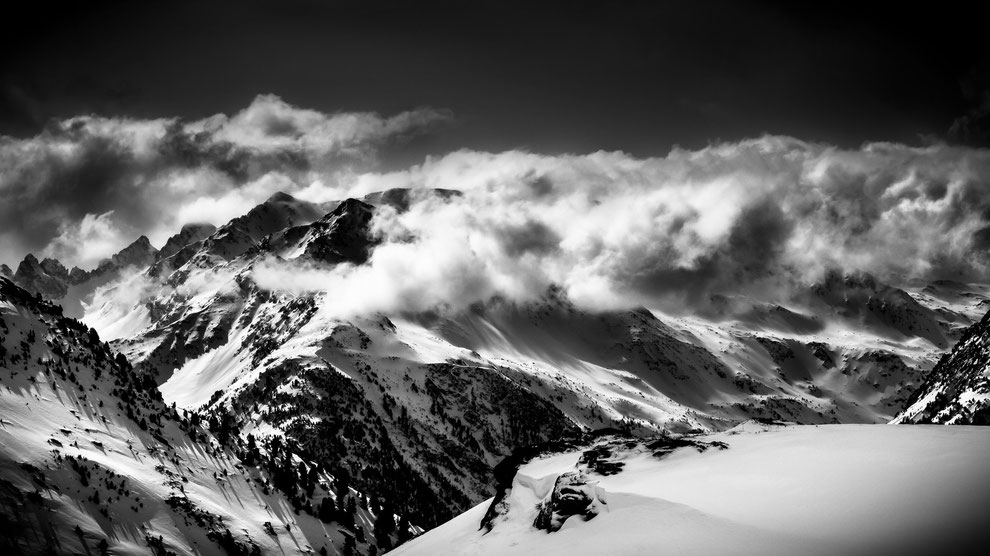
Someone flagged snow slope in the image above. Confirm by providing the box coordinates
[0,277,408,555]
[394,424,990,556]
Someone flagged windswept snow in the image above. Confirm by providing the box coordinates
[394,424,990,556]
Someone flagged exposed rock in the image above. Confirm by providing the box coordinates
[39,257,68,280]
[199,192,324,260]
[808,342,836,369]
[895,308,990,424]
[13,254,69,299]
[67,266,88,284]
[158,223,217,261]
[533,471,605,532]
[304,198,376,264]
[263,198,378,265]
[94,235,158,275]
[755,336,795,366]
[150,223,217,276]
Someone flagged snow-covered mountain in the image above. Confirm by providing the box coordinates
[894,302,990,424]
[1,276,414,555]
[392,423,990,556]
[6,188,990,554]
[9,235,159,319]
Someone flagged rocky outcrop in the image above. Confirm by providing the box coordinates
[304,198,376,264]
[533,471,605,532]
[158,223,217,261]
[481,433,728,536]
[894,309,990,425]
[10,237,158,304]
[12,254,70,299]
[150,223,216,277]
[93,235,158,276]
[264,198,377,265]
[199,192,325,260]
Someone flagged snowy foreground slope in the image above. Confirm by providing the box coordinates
[0,278,409,555]
[394,423,990,556]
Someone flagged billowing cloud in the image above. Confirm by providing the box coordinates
[253,137,990,317]
[5,95,990,319]
[0,94,451,268]
[43,211,125,270]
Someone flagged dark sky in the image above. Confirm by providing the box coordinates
[1,0,988,158]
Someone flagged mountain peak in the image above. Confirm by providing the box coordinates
[266,191,298,204]
[151,223,219,276]
[179,222,217,235]
[157,223,217,261]
[105,235,158,270]
[12,253,69,299]
[328,197,374,217]
[197,194,325,261]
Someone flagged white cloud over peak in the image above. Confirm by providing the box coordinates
[253,138,990,317]
[0,94,450,268]
[4,95,990,319]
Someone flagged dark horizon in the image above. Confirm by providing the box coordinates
[2,0,988,157]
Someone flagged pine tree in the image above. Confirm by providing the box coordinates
[343,534,356,556]
[397,514,413,543]
[318,497,336,523]
[374,498,396,549]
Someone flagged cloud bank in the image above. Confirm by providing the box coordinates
[0,94,451,268]
[4,96,990,318]
[253,137,990,316]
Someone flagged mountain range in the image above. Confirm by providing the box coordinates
[3,189,990,555]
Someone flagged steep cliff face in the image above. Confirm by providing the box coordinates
[894,309,990,424]
[12,254,72,299]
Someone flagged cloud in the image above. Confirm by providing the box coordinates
[43,211,126,270]
[204,94,453,158]
[253,137,990,317]
[0,94,451,268]
[5,94,990,320]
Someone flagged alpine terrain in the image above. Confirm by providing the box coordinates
[3,186,990,555]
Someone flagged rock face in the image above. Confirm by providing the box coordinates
[150,223,216,277]
[304,198,376,264]
[199,192,325,260]
[263,197,376,264]
[480,433,727,537]
[12,254,70,299]
[894,309,990,424]
[105,235,158,271]
[10,237,159,302]
[158,223,217,261]
[533,471,605,532]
